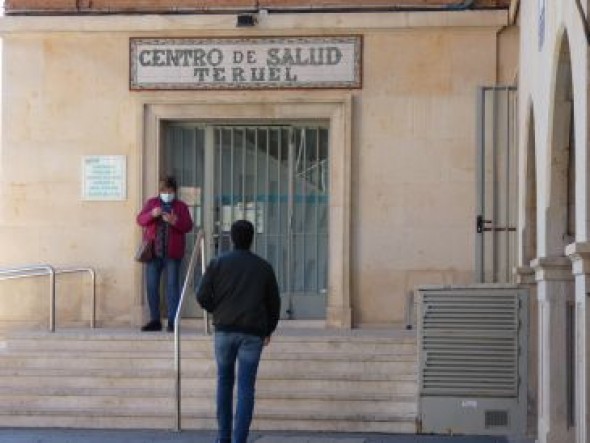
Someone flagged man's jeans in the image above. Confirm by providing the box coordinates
[145,257,181,325]
[214,331,264,443]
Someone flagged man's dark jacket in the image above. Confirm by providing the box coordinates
[196,249,281,338]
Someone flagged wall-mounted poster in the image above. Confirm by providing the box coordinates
[222,202,264,234]
[82,155,127,201]
[179,186,201,206]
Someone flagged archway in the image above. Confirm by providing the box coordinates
[524,106,538,266]
[536,29,576,443]
[522,105,539,435]
[546,32,575,255]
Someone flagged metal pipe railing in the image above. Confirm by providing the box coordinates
[55,267,97,329]
[174,230,207,432]
[0,265,96,331]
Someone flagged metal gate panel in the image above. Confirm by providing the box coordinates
[164,123,328,320]
[290,127,329,318]
[164,125,206,318]
[418,285,528,436]
[211,125,329,319]
[476,86,518,284]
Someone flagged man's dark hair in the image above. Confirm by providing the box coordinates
[160,176,178,192]
[231,220,254,250]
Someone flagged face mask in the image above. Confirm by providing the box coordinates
[160,193,175,204]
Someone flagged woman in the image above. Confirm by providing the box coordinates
[136,176,193,332]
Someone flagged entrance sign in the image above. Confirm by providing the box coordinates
[130,36,362,90]
[82,155,127,201]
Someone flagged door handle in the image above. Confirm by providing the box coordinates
[477,215,516,233]
[476,215,493,233]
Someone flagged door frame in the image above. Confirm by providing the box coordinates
[137,93,353,328]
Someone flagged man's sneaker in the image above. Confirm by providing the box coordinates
[141,320,162,332]
[166,322,174,333]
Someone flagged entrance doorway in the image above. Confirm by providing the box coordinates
[163,123,330,320]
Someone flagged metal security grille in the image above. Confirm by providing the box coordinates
[212,126,329,319]
[164,123,329,319]
[420,288,521,398]
[476,86,518,283]
[164,126,207,318]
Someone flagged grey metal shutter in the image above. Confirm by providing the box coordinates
[420,288,519,397]
[418,285,528,436]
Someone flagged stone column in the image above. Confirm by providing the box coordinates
[532,256,575,443]
[515,265,538,437]
[566,243,590,443]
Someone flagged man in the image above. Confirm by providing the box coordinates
[196,220,281,443]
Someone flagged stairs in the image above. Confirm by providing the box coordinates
[0,326,417,433]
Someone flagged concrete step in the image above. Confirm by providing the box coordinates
[0,413,416,433]
[0,356,416,376]
[0,384,417,402]
[2,348,416,363]
[6,330,416,355]
[0,374,418,395]
[0,394,417,416]
[0,401,416,429]
[0,365,417,382]
[1,327,418,433]
[0,359,415,385]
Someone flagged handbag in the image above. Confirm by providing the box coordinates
[135,238,154,263]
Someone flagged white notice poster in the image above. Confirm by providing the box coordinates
[82,155,127,201]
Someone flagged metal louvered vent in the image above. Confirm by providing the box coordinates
[418,285,528,436]
[420,291,519,397]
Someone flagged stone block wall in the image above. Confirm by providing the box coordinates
[0,10,514,327]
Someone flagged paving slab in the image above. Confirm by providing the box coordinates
[0,429,535,443]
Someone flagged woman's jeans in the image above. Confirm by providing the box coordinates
[145,257,181,325]
[214,332,264,443]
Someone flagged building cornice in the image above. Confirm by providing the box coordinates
[0,10,508,34]
[3,0,512,15]
[531,256,573,281]
[566,242,590,276]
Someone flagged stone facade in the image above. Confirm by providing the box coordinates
[0,9,514,330]
[517,0,590,442]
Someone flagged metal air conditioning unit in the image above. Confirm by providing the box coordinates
[417,285,528,436]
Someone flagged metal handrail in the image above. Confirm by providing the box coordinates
[55,267,96,329]
[0,265,96,331]
[174,230,207,432]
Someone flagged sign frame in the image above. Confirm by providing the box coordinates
[129,35,363,91]
[82,155,127,201]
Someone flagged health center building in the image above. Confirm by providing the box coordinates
[0,0,516,330]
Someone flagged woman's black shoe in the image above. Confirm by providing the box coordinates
[166,322,174,333]
[141,320,162,332]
